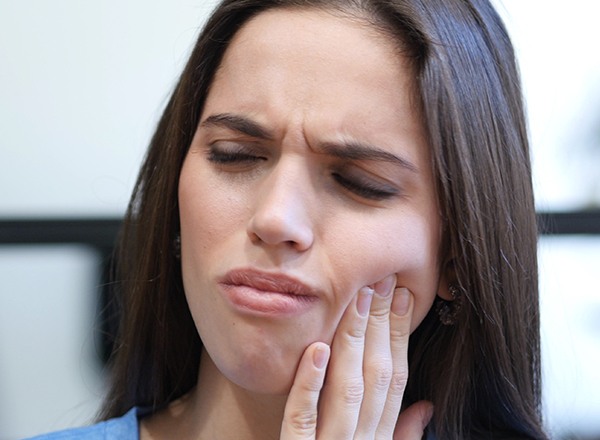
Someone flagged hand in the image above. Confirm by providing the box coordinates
[280,276,433,439]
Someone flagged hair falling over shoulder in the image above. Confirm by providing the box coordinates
[98,1,548,438]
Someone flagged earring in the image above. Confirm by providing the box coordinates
[173,233,181,259]
[435,284,463,325]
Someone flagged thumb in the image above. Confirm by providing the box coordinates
[280,342,330,439]
[393,400,434,439]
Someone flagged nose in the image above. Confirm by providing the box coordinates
[246,160,315,252]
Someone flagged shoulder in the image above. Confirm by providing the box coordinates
[25,408,140,440]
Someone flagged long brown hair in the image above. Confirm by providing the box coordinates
[99,1,546,438]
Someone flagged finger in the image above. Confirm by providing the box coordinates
[375,287,414,438]
[393,400,434,439]
[316,286,373,439]
[281,342,330,440]
[353,274,396,437]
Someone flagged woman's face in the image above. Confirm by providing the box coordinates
[179,8,443,394]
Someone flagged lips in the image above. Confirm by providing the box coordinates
[218,268,319,315]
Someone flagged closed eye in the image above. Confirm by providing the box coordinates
[206,143,267,165]
[332,172,398,201]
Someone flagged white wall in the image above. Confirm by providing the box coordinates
[0,0,219,217]
[494,0,600,211]
[0,245,103,438]
[0,1,599,439]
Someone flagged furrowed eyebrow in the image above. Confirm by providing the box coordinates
[201,113,274,140]
[320,141,419,173]
[200,113,418,173]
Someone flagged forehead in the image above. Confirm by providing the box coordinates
[233,7,397,55]
[220,7,406,83]
[202,8,427,165]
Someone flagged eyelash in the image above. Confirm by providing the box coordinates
[207,148,265,164]
[206,146,397,201]
[331,172,397,201]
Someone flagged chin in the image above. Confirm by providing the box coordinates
[203,335,302,396]
[224,352,298,395]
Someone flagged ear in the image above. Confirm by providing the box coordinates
[437,258,457,301]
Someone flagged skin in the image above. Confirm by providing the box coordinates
[142,8,448,440]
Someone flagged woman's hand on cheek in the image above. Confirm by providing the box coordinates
[280,276,433,439]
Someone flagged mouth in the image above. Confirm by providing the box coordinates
[218,268,320,315]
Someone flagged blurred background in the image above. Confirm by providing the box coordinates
[0,0,599,438]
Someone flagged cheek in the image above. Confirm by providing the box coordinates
[178,158,248,255]
[325,210,441,330]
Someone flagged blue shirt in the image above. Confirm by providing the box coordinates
[25,407,437,439]
[25,407,139,440]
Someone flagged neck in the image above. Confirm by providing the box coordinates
[143,348,288,440]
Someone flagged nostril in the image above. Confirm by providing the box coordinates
[246,210,314,251]
[247,230,261,245]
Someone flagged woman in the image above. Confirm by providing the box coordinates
[31,0,547,438]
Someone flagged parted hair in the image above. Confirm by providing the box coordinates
[99,0,547,438]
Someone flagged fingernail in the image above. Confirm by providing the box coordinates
[374,275,395,297]
[392,288,411,316]
[356,286,374,316]
[313,344,329,370]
